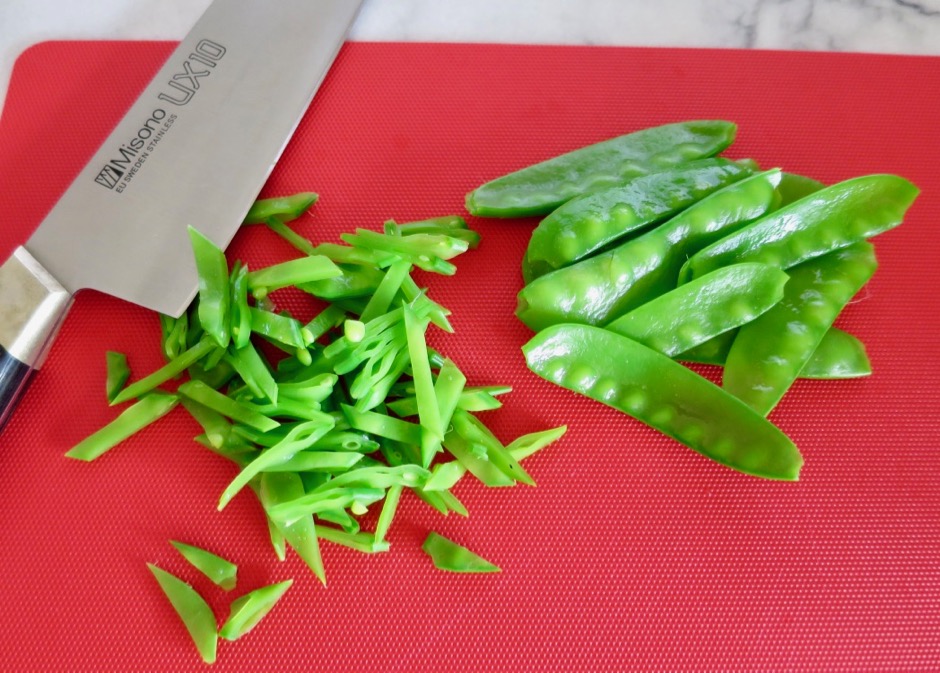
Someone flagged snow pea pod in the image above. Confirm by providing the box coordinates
[723,242,878,415]
[65,392,179,461]
[170,540,238,591]
[517,170,781,331]
[465,120,737,218]
[678,174,917,283]
[605,263,789,357]
[219,579,293,642]
[679,326,872,379]
[523,324,803,480]
[523,158,752,281]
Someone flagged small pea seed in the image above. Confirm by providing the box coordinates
[592,377,620,403]
[618,387,647,414]
[648,405,676,426]
[565,364,598,391]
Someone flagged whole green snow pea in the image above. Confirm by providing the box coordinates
[517,170,782,331]
[422,531,501,573]
[678,326,872,379]
[523,158,753,280]
[170,540,238,591]
[465,120,737,218]
[147,563,218,664]
[678,174,917,283]
[219,579,293,642]
[723,241,878,415]
[604,263,789,357]
[523,324,803,480]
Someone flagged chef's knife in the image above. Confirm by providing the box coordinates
[0,0,362,432]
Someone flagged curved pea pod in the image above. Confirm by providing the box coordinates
[523,324,803,480]
[523,158,752,281]
[723,242,878,415]
[465,120,737,218]
[517,170,782,331]
[678,326,873,380]
[605,263,789,357]
[678,174,918,283]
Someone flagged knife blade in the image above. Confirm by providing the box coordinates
[0,0,363,431]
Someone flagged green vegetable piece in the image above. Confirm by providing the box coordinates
[403,304,443,466]
[422,532,500,573]
[249,307,308,350]
[524,158,752,280]
[298,263,384,302]
[678,174,918,283]
[218,416,334,510]
[517,170,781,331]
[188,226,232,350]
[341,404,423,445]
[800,327,871,379]
[219,579,293,642]
[160,313,189,361]
[261,451,364,473]
[373,484,403,544]
[723,242,878,415]
[450,408,535,487]
[605,263,789,357]
[247,255,341,296]
[304,305,347,343]
[259,472,326,585]
[180,397,236,451]
[392,216,481,248]
[523,324,803,480]
[678,326,873,380]
[465,120,738,218]
[110,337,216,405]
[422,461,467,491]
[243,192,318,225]
[776,172,825,206]
[267,485,387,525]
[147,563,218,664]
[506,425,568,462]
[315,526,390,553]
[443,428,514,488]
[225,340,279,403]
[66,392,179,461]
[170,540,238,591]
[359,260,412,322]
[177,380,279,433]
[401,274,453,333]
[229,261,253,350]
[105,351,130,403]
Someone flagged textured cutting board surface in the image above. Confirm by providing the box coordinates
[0,41,939,671]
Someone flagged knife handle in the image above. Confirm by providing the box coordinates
[0,247,73,433]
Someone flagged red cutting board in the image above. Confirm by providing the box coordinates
[1,41,939,672]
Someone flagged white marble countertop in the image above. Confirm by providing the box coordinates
[2,0,940,114]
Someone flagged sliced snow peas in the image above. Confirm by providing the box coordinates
[465,120,737,218]
[188,226,232,350]
[604,263,789,357]
[723,242,878,415]
[523,158,753,281]
[678,174,918,283]
[219,580,293,641]
[422,531,501,573]
[104,351,130,403]
[147,563,218,664]
[170,540,238,591]
[65,392,179,461]
[523,324,803,480]
[517,169,782,331]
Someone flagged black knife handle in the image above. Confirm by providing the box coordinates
[0,247,72,435]
[0,347,35,432]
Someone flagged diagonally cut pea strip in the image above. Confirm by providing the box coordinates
[403,304,444,466]
[259,471,326,585]
[359,260,412,323]
[219,579,293,642]
[110,337,217,405]
[66,392,179,461]
[523,324,803,480]
[224,340,278,404]
[177,380,279,433]
[243,192,318,225]
[422,531,500,573]
[105,351,130,403]
[506,425,568,462]
[188,226,231,350]
[247,255,342,297]
[170,540,238,591]
[147,563,218,664]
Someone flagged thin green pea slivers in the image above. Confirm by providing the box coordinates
[105,351,130,403]
[170,540,238,591]
[242,192,318,225]
[465,120,737,218]
[110,337,216,405]
[422,531,500,573]
[523,324,802,481]
[188,226,231,350]
[259,471,326,585]
[219,579,293,642]
[66,392,179,461]
[147,563,218,664]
